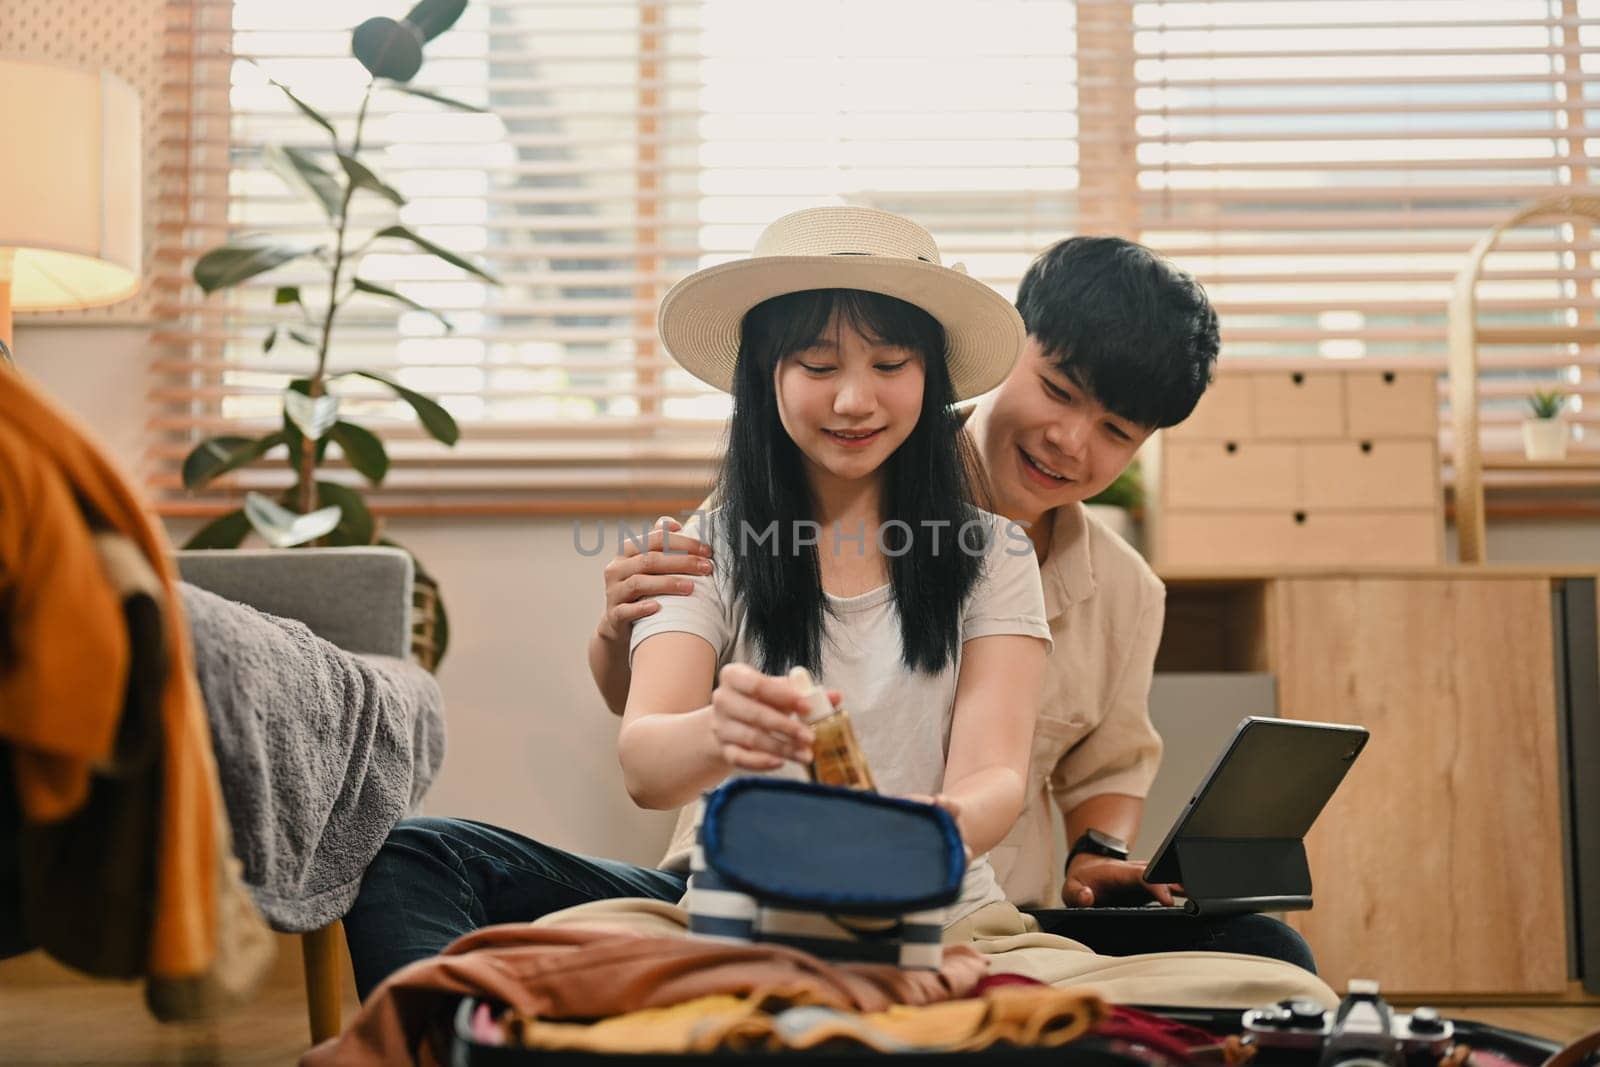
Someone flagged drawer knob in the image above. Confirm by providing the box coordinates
[1360,440,1374,454]
[1293,511,1308,524]
[1225,441,1239,454]
[1383,371,1396,384]
[1291,372,1305,386]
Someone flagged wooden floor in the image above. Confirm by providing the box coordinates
[2,939,1596,1065]
[0,934,361,1066]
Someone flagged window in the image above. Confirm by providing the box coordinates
[151,0,1080,512]
[1129,0,1600,487]
[150,0,1599,514]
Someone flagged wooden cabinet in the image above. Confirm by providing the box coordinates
[1155,569,1593,999]
[1271,578,1568,996]
[1149,368,1444,567]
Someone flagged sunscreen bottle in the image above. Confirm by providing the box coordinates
[788,666,876,792]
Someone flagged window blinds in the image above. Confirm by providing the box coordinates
[150,0,1600,513]
[149,0,1082,512]
[1128,0,1600,486]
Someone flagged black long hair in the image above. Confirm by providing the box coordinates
[713,288,989,676]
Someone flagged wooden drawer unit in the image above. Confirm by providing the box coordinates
[1251,370,1346,439]
[1160,510,1441,568]
[1167,374,1254,441]
[1299,440,1438,510]
[1163,441,1298,509]
[1344,369,1438,438]
[1147,366,1443,567]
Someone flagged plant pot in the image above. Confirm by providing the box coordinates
[1521,417,1569,461]
[1086,503,1135,548]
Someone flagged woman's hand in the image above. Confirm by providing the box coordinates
[709,662,833,772]
[1061,855,1182,908]
[597,516,714,642]
[904,792,975,864]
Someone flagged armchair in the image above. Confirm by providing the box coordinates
[175,545,414,1044]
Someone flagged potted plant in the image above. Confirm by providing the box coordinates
[1085,462,1142,547]
[1522,389,1569,461]
[180,0,497,669]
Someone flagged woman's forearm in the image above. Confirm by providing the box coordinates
[942,764,1027,857]
[587,627,632,718]
[616,705,729,809]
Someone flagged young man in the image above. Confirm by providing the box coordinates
[591,237,1312,964]
[344,237,1308,999]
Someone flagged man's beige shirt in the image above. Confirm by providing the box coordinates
[990,500,1166,907]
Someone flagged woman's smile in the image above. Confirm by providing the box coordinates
[824,427,887,448]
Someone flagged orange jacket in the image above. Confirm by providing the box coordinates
[0,368,216,979]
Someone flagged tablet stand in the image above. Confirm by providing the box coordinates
[1169,836,1313,916]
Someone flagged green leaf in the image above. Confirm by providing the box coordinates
[183,509,253,550]
[402,0,467,41]
[242,60,338,144]
[261,70,339,143]
[193,237,309,293]
[373,225,498,284]
[245,491,343,548]
[182,432,287,490]
[275,286,302,306]
[387,84,484,113]
[352,16,424,82]
[263,327,279,354]
[348,369,460,446]
[336,154,405,206]
[283,379,333,469]
[287,329,318,348]
[265,144,343,221]
[315,480,377,545]
[351,277,452,330]
[329,420,390,485]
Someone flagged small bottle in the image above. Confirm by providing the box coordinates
[788,666,876,792]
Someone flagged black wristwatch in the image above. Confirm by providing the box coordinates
[1066,828,1129,871]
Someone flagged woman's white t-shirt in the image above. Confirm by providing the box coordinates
[628,507,1052,922]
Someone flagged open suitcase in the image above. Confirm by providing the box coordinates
[443,782,1582,1067]
[448,993,1570,1067]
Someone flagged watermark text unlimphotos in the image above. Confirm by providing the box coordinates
[572,510,1034,559]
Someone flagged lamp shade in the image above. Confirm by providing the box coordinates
[0,58,141,311]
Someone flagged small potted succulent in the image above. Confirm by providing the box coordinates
[1522,389,1569,461]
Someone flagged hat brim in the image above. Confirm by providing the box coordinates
[657,256,1025,402]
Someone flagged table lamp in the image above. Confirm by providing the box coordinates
[0,58,142,360]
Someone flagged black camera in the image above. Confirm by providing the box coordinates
[1242,980,1455,1067]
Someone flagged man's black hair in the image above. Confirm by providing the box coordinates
[1015,236,1219,429]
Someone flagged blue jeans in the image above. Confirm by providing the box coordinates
[342,816,687,1000]
[1025,909,1318,974]
[344,816,1317,1000]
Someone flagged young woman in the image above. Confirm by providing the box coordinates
[624,206,1051,921]
[342,207,1049,998]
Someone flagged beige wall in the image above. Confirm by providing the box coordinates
[15,322,1600,868]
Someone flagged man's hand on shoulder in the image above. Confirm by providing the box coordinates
[1061,854,1181,908]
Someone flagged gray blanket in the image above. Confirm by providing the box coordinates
[181,583,446,932]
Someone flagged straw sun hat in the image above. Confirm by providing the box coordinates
[657,206,1025,401]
